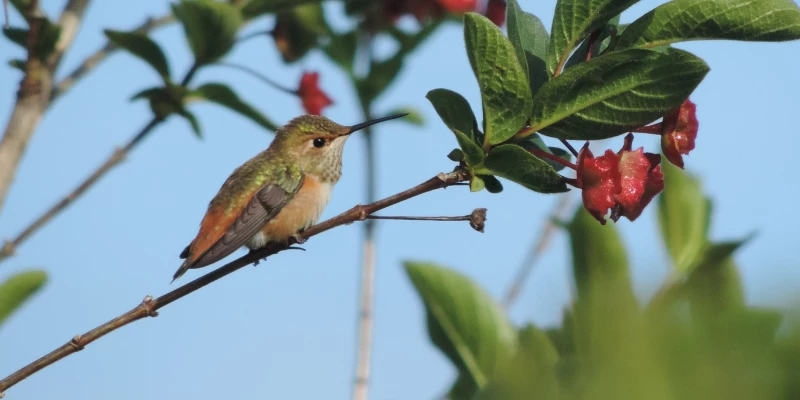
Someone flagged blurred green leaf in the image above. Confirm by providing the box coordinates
[470,175,486,192]
[404,261,517,398]
[9,59,25,71]
[426,88,482,143]
[657,161,711,274]
[475,325,560,400]
[178,109,202,138]
[481,175,504,193]
[531,48,709,140]
[9,0,29,16]
[482,144,568,193]
[188,83,277,131]
[0,270,47,327]
[2,19,61,60]
[272,4,329,63]
[104,29,171,82]
[323,31,357,70]
[242,0,323,19]
[507,8,550,95]
[617,0,800,50]
[464,13,532,145]
[132,85,187,120]
[546,0,638,75]
[385,107,424,126]
[358,54,404,102]
[172,0,242,65]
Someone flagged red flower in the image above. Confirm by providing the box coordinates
[437,0,477,13]
[576,144,621,225]
[297,72,333,115]
[661,99,698,169]
[575,134,664,224]
[484,0,506,26]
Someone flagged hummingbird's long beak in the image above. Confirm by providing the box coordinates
[346,113,408,134]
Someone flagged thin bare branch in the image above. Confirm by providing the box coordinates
[503,194,574,309]
[367,208,487,232]
[0,169,470,396]
[0,117,161,263]
[51,14,174,101]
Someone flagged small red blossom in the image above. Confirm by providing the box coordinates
[484,0,506,26]
[438,0,477,13]
[297,72,333,115]
[661,99,698,169]
[576,144,621,225]
[575,134,664,224]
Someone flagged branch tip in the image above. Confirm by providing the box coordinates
[470,208,487,233]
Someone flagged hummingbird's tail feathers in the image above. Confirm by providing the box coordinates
[171,260,191,284]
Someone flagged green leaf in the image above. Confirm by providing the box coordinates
[470,175,486,192]
[454,130,484,167]
[179,109,202,138]
[2,20,61,59]
[0,270,47,327]
[617,0,800,50]
[242,0,323,20]
[385,107,424,126]
[505,0,530,80]
[272,4,329,63]
[323,31,357,70]
[404,261,517,396]
[481,175,504,193]
[563,15,621,70]
[188,83,277,131]
[131,85,187,120]
[447,148,464,162]
[508,9,550,95]
[657,161,712,274]
[9,0,29,16]
[426,88,481,143]
[9,59,25,71]
[531,48,709,140]
[482,144,568,193]
[358,54,404,102]
[3,26,26,47]
[475,325,560,400]
[546,0,638,75]
[172,0,243,65]
[691,235,754,274]
[104,29,171,82]
[464,13,532,145]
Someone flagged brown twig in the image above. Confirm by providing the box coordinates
[0,0,91,217]
[0,117,161,263]
[503,194,573,309]
[0,169,470,396]
[50,14,174,101]
[367,208,487,232]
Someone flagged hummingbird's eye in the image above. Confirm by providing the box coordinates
[313,138,326,148]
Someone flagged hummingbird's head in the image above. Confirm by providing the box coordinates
[272,113,407,182]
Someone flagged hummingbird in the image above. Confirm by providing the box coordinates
[173,113,407,282]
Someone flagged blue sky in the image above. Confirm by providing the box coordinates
[1,0,799,399]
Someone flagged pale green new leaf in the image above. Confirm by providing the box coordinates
[531,48,709,140]
[464,13,532,145]
[189,83,277,131]
[617,0,800,50]
[0,270,47,327]
[404,262,518,396]
[657,161,712,274]
[104,29,171,81]
[546,0,639,75]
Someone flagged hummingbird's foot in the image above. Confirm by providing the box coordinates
[292,233,307,245]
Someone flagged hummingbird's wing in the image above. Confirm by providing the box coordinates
[176,167,303,277]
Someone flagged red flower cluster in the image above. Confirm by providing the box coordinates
[576,134,664,225]
[661,100,698,169]
[297,72,333,115]
[382,0,477,24]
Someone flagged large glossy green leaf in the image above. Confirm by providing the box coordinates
[617,0,800,50]
[546,0,639,75]
[404,262,517,396]
[482,144,568,193]
[242,0,323,19]
[172,0,242,65]
[474,325,560,400]
[0,270,47,326]
[657,161,711,274]
[464,13,532,145]
[188,83,277,131]
[104,29,171,81]
[530,48,709,140]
